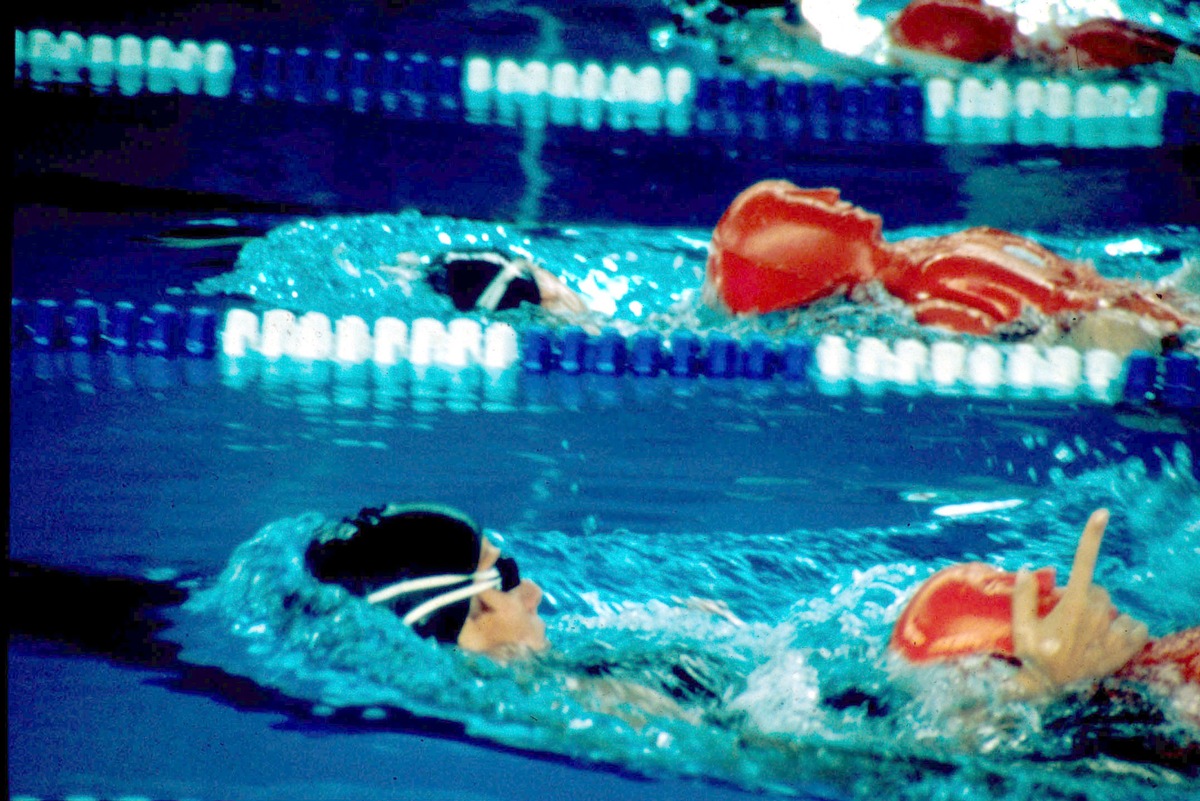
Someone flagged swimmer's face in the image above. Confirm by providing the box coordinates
[457,537,548,659]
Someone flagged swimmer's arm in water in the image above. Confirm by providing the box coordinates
[1008,509,1150,699]
[567,674,702,728]
[372,251,425,293]
[333,246,425,295]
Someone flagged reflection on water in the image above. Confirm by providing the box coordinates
[178,445,1199,801]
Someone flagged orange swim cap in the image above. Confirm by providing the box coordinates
[890,563,1062,663]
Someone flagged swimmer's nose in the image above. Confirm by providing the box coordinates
[517,579,543,613]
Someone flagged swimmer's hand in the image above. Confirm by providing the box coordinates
[1010,509,1149,697]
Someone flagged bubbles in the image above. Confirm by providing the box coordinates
[728,648,822,735]
[576,268,629,316]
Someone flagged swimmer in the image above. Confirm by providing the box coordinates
[365,249,590,318]
[706,180,1198,355]
[305,503,548,660]
[891,509,1199,708]
[306,502,1196,762]
[303,502,740,724]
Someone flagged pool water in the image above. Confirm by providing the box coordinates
[11,300,1199,800]
[11,1,1200,800]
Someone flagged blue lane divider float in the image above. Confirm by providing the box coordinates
[460,53,1198,146]
[461,55,926,142]
[233,42,460,115]
[923,75,1200,148]
[1123,349,1200,412]
[1163,90,1200,146]
[16,28,234,97]
[217,307,521,370]
[11,298,219,357]
[13,28,461,118]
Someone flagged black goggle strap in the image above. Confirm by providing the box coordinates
[365,556,520,628]
[475,258,530,312]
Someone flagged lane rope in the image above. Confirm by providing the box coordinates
[12,298,1198,412]
[14,28,1200,145]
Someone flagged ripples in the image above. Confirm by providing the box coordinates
[175,444,1200,800]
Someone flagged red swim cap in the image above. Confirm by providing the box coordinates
[890,563,1062,663]
[892,564,1200,690]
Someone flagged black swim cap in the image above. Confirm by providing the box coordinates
[427,251,542,312]
[305,503,483,643]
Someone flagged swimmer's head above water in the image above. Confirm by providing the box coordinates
[428,251,543,313]
[305,503,548,658]
[887,510,1200,698]
[378,249,590,318]
[890,562,1064,663]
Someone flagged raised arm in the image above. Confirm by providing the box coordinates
[1009,509,1150,696]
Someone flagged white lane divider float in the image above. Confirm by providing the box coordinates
[17,28,234,97]
[221,308,519,372]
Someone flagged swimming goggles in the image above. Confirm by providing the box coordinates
[366,555,521,628]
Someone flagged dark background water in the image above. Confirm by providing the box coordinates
[14,0,1200,241]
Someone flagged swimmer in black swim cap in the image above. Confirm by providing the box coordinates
[306,503,547,657]
[360,248,589,318]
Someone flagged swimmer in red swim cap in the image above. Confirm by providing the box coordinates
[706,180,1197,353]
[884,0,1187,70]
[890,508,1199,700]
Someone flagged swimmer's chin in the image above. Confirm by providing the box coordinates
[466,638,551,665]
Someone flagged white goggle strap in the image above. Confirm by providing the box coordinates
[365,566,500,608]
[400,576,501,628]
[475,259,526,312]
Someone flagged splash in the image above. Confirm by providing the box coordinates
[195,210,1200,344]
[179,445,1199,799]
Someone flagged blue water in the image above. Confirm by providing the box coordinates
[177,445,1200,800]
[11,2,1200,800]
[11,334,1200,799]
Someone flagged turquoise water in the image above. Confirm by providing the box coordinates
[197,210,1200,346]
[177,430,1199,800]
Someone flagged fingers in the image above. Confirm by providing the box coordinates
[1079,588,1116,640]
[1011,569,1039,654]
[1087,584,1111,608]
[1095,615,1151,675]
[1063,508,1109,605]
[1113,614,1150,651]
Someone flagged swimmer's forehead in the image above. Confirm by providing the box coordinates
[439,250,535,267]
[478,537,501,570]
